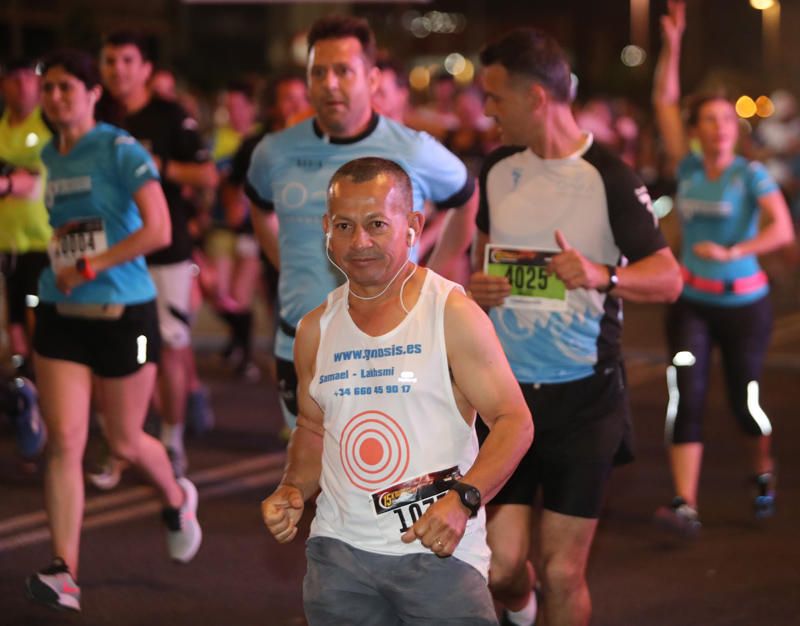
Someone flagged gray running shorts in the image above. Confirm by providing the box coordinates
[303,536,498,626]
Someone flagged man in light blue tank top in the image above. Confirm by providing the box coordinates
[246,15,477,430]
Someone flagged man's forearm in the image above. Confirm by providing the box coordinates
[612,249,682,303]
[426,190,478,278]
[164,160,219,189]
[461,411,533,504]
[252,211,280,269]
[281,421,323,501]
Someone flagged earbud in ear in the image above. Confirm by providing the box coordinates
[325,230,332,248]
[407,227,415,247]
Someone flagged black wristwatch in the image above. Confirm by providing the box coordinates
[600,265,618,293]
[450,481,481,518]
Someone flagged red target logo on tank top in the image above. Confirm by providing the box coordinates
[339,410,410,491]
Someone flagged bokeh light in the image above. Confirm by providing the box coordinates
[750,0,775,10]
[620,45,646,67]
[735,95,757,118]
[409,66,431,91]
[755,95,775,118]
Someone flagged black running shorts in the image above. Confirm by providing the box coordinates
[1,252,49,325]
[33,300,161,378]
[478,362,633,519]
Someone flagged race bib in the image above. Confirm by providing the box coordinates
[484,244,568,311]
[47,218,108,271]
[371,466,461,543]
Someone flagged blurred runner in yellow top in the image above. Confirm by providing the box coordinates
[0,57,53,377]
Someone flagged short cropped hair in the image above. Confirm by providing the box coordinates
[226,79,256,101]
[328,157,412,212]
[307,15,377,66]
[103,30,152,63]
[686,92,734,127]
[376,59,409,89]
[480,28,572,103]
[41,49,101,90]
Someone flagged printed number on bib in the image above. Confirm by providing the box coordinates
[48,218,108,271]
[371,466,461,542]
[484,244,568,311]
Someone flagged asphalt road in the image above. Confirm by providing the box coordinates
[1,297,799,626]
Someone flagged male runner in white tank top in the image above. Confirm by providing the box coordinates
[261,157,533,625]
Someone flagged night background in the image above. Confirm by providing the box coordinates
[1,0,796,105]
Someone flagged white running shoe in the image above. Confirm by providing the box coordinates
[86,456,128,491]
[163,477,202,563]
[26,558,81,612]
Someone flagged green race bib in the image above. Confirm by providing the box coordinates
[484,245,568,311]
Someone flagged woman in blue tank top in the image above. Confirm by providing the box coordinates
[651,1,794,536]
[26,49,202,613]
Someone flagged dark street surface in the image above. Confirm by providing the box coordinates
[1,290,799,626]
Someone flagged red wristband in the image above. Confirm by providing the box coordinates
[75,257,97,280]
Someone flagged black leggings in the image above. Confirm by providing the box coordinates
[665,295,773,443]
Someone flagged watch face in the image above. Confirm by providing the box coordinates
[464,488,480,506]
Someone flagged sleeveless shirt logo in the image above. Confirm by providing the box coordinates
[340,410,410,491]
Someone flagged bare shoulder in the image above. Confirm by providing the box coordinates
[294,301,327,365]
[443,288,495,347]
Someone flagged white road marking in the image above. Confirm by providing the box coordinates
[0,452,286,553]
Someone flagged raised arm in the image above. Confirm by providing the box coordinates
[653,0,689,174]
[260,306,325,543]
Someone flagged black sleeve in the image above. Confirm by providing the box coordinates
[229,132,266,186]
[433,174,475,211]
[167,101,210,164]
[586,144,667,263]
[476,146,526,234]
[244,181,274,213]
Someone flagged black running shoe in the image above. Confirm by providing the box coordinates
[753,472,776,519]
[26,557,81,612]
[654,496,701,538]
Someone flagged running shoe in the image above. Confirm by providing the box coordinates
[654,497,701,538]
[166,446,188,479]
[26,557,81,612]
[8,377,46,459]
[86,438,128,491]
[163,477,202,563]
[86,457,128,491]
[186,386,215,436]
[753,472,776,519]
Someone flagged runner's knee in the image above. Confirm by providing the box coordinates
[488,546,529,594]
[540,554,585,596]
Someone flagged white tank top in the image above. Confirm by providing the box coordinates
[308,269,490,578]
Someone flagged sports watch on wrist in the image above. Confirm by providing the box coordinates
[75,257,97,280]
[600,264,618,293]
[450,481,481,518]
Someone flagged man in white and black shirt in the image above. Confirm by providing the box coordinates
[468,29,682,626]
